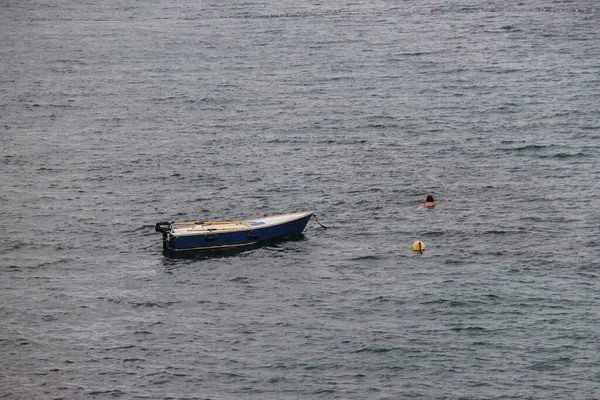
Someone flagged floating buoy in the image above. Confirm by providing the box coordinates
[412,240,425,252]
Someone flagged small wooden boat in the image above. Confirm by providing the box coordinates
[155,211,313,252]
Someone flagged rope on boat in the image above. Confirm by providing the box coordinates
[312,214,328,229]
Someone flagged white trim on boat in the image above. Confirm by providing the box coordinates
[170,211,313,237]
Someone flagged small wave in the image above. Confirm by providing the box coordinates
[444,258,467,265]
[501,144,552,152]
[208,371,245,378]
[483,229,521,235]
[450,326,487,332]
[322,76,354,82]
[530,357,572,371]
[422,299,468,307]
[496,68,522,74]
[580,125,600,131]
[367,296,405,305]
[497,145,587,160]
[398,51,438,57]
[132,301,181,308]
[367,295,387,303]
[316,139,368,145]
[357,123,400,129]
[99,297,122,305]
[104,345,137,351]
[87,390,125,396]
[500,140,526,145]
[266,375,285,383]
[230,276,251,283]
[349,255,380,261]
[542,152,586,159]
[314,388,336,394]
[422,231,445,237]
[355,346,397,354]
[303,363,343,371]
[438,67,468,74]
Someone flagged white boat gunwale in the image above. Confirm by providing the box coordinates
[168,211,314,237]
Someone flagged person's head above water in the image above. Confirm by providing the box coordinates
[426,194,435,202]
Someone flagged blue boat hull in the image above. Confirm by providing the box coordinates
[164,213,312,252]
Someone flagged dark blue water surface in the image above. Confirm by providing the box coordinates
[2,0,600,398]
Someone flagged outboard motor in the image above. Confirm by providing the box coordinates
[155,221,171,233]
[155,221,172,251]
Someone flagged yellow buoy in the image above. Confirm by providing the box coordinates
[412,240,425,252]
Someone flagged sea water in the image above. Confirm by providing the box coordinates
[1,0,599,398]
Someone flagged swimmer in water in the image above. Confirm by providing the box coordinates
[423,194,438,208]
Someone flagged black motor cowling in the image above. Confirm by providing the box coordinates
[155,221,171,233]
